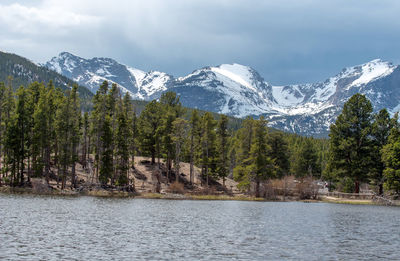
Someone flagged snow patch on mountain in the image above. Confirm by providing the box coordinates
[139,71,171,97]
[350,59,395,87]
[210,64,256,91]
[271,85,304,107]
[126,66,146,87]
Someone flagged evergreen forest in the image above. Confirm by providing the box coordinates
[0,80,399,198]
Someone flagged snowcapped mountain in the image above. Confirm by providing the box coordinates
[171,64,275,117]
[267,59,400,136]
[45,52,173,99]
[45,53,400,137]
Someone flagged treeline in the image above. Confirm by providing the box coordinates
[325,93,400,196]
[0,80,329,196]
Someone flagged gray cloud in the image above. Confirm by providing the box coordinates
[1,0,399,85]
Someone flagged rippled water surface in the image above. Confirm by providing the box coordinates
[0,194,399,260]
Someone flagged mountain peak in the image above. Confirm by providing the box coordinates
[349,58,396,87]
[209,63,261,91]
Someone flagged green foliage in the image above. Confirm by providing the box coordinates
[172,118,188,182]
[115,95,131,185]
[99,116,113,185]
[233,117,275,195]
[370,109,392,194]
[0,81,345,195]
[267,132,290,178]
[200,112,217,184]
[293,138,319,178]
[328,94,374,193]
[247,117,275,196]
[382,114,400,195]
[216,115,229,185]
[139,100,163,164]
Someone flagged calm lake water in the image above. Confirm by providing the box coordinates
[0,194,399,260]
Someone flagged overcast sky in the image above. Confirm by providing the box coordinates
[0,0,399,85]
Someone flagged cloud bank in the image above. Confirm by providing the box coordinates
[1,0,400,84]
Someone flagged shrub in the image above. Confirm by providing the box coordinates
[296,177,319,199]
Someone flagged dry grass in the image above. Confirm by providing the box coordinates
[167,182,185,194]
[85,189,134,198]
[189,194,265,201]
[262,176,297,199]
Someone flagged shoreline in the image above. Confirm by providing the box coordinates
[1,186,398,206]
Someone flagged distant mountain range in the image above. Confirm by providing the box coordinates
[45,52,400,137]
[1,50,398,137]
[0,51,93,110]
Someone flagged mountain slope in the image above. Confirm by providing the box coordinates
[45,52,173,99]
[266,59,400,136]
[172,64,275,117]
[45,52,400,136]
[0,50,93,109]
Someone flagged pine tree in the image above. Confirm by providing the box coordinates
[1,80,15,184]
[107,83,119,185]
[159,92,184,180]
[32,83,49,179]
[233,117,255,190]
[172,118,188,182]
[328,94,374,193]
[90,81,109,182]
[82,111,89,169]
[4,114,19,186]
[370,109,392,195]
[267,132,290,178]
[99,115,113,185]
[26,82,44,182]
[161,112,175,181]
[200,112,216,187]
[12,86,31,185]
[293,138,319,178]
[246,117,274,197]
[139,100,163,165]
[44,83,57,183]
[0,82,5,180]
[216,115,229,187]
[55,94,70,189]
[188,109,200,184]
[159,91,184,118]
[382,113,400,195]
[69,85,81,188]
[115,97,130,186]
[122,92,137,172]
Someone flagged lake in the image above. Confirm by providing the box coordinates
[0,194,399,260]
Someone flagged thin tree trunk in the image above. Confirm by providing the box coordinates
[176,143,180,183]
[45,147,50,184]
[27,156,31,184]
[355,180,360,194]
[255,180,260,198]
[20,129,24,186]
[71,145,76,189]
[379,183,383,195]
[189,134,194,184]
[206,140,209,188]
